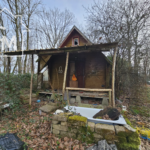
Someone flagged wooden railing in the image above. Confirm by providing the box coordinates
[66,87,112,106]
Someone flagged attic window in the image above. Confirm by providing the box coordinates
[73,38,79,46]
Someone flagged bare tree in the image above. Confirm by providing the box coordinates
[1,0,41,74]
[35,8,75,48]
[85,0,150,98]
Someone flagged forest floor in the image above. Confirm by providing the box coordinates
[0,88,150,150]
[116,87,150,150]
[0,100,93,150]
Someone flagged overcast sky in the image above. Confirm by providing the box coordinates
[42,0,94,28]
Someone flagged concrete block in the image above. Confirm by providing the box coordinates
[57,115,68,122]
[95,124,115,134]
[68,132,76,138]
[60,131,67,136]
[52,120,60,124]
[61,122,67,126]
[53,124,60,130]
[93,133,103,139]
[70,98,76,104]
[88,122,95,132]
[76,95,81,103]
[53,129,60,135]
[60,125,68,131]
[115,125,126,134]
[102,97,109,106]
[70,128,78,133]
[50,93,55,100]
[52,115,59,121]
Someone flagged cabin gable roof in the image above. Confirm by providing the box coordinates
[59,25,92,48]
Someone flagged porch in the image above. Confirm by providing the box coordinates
[3,43,118,106]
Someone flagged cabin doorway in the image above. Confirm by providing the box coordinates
[67,60,85,88]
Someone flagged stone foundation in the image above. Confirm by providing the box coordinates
[52,113,140,150]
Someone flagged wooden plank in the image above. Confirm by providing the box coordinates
[39,55,51,72]
[39,91,108,99]
[109,91,111,106]
[66,89,70,106]
[3,42,118,55]
[112,46,118,107]
[29,54,34,105]
[62,52,69,94]
[66,87,112,92]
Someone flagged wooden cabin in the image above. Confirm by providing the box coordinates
[3,25,118,106]
[45,26,111,90]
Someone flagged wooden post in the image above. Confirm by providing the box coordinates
[62,52,69,95]
[112,46,118,107]
[109,91,111,106]
[66,89,70,106]
[29,54,34,106]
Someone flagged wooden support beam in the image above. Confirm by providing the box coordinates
[112,46,118,107]
[29,54,34,106]
[66,87,112,92]
[109,91,111,106]
[62,52,69,95]
[66,89,70,106]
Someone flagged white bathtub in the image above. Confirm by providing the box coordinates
[64,106,126,125]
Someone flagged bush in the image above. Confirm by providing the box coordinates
[0,73,37,111]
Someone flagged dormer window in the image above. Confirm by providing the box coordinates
[73,38,79,46]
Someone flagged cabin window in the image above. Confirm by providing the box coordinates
[73,38,79,46]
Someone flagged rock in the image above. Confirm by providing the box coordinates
[98,140,112,150]
[110,144,118,150]
[19,93,37,104]
[102,97,109,106]
[76,95,81,103]
[123,124,136,132]
[39,104,58,113]
[86,140,118,150]
[86,144,98,150]
[70,98,76,104]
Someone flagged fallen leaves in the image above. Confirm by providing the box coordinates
[0,101,93,149]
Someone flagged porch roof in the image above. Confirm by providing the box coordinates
[3,42,118,55]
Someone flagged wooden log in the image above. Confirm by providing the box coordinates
[62,52,69,95]
[66,87,112,92]
[112,46,118,107]
[66,89,70,106]
[29,54,34,106]
[109,91,111,106]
